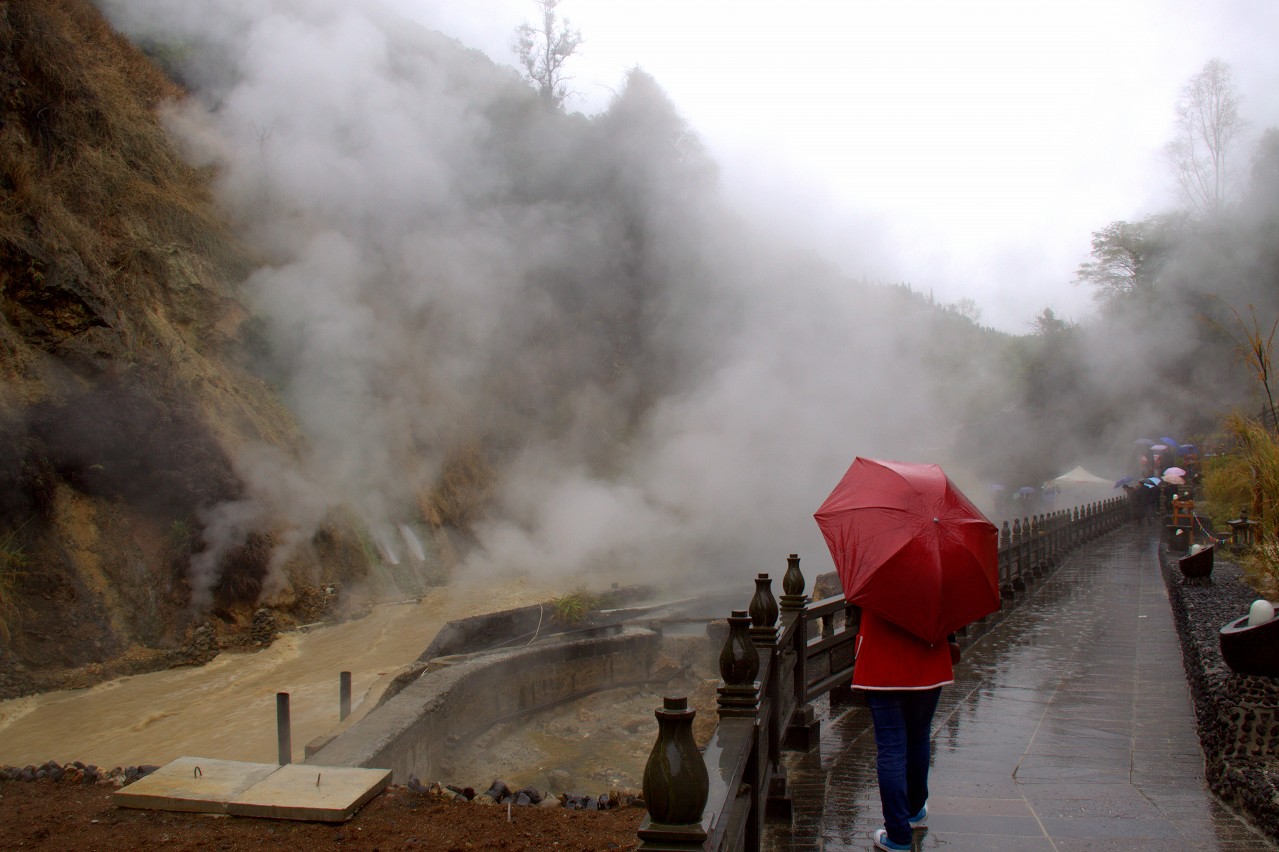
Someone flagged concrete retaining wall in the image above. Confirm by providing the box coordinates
[306,627,661,783]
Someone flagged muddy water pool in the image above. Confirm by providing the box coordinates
[0,582,555,770]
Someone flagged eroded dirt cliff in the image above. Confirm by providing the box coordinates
[0,0,371,696]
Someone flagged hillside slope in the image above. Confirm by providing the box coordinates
[0,0,368,695]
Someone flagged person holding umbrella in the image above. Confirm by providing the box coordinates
[815,458,1000,851]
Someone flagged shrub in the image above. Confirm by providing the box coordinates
[549,589,599,625]
[1202,452,1254,529]
[1224,413,1279,593]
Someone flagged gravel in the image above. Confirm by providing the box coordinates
[1158,543,1279,843]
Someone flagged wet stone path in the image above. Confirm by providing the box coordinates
[766,526,1276,851]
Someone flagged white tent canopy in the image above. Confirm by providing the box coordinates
[1050,466,1112,486]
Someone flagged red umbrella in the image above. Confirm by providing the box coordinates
[814,457,1000,644]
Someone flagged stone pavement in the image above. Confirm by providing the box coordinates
[766,525,1277,851]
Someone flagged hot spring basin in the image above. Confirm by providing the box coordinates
[1219,614,1279,678]
[1178,546,1214,582]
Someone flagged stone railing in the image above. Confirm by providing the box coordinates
[637,497,1129,851]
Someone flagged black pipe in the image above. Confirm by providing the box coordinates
[276,692,291,765]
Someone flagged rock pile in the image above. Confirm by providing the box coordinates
[0,761,158,787]
[1158,545,1279,843]
[251,608,277,647]
[178,622,219,666]
[404,775,643,811]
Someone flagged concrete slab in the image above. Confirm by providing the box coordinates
[226,763,392,823]
[112,756,278,813]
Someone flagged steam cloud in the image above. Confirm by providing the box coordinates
[98,0,1047,602]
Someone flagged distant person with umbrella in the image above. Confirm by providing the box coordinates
[1138,481,1158,525]
[816,458,1000,852]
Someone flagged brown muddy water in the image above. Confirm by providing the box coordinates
[0,582,559,771]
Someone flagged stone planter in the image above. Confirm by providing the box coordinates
[1165,524,1192,553]
[1219,614,1279,678]
[1178,547,1214,585]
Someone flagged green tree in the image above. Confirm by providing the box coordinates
[1074,215,1182,306]
[1165,58,1245,219]
[513,0,582,109]
[1030,307,1073,336]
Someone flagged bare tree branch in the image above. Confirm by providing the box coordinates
[1164,58,1245,219]
[513,0,581,109]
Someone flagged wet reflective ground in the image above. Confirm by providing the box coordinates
[768,526,1277,850]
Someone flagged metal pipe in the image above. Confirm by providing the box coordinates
[339,671,352,721]
[276,692,291,765]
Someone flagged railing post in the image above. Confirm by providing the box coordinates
[718,610,760,718]
[1002,520,1017,600]
[829,601,859,708]
[750,573,779,644]
[1014,517,1029,592]
[998,520,1011,576]
[1043,512,1057,568]
[1030,515,1043,579]
[638,697,710,851]
[1037,514,1049,573]
[749,573,790,821]
[780,555,819,751]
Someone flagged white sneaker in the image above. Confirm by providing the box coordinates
[872,827,912,851]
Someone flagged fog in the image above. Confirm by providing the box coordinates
[96,0,1241,607]
[395,0,1279,333]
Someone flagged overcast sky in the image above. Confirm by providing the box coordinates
[388,0,1279,332]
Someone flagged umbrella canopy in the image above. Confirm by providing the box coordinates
[814,458,1000,644]
[1163,473,1186,485]
[1115,476,1136,488]
[1164,466,1187,477]
[1150,444,1169,452]
[1144,476,1162,486]
[1160,436,1180,448]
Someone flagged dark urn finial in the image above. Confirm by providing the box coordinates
[750,573,779,628]
[719,610,759,686]
[780,554,807,609]
[642,696,710,826]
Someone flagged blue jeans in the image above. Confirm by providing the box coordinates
[865,687,942,846]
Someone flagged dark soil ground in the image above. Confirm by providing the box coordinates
[0,779,645,851]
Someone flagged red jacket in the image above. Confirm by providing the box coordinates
[851,609,954,690]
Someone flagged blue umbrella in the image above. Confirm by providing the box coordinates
[1144,477,1161,486]
[1114,476,1136,488]
[1160,436,1180,448]
[1015,486,1038,496]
